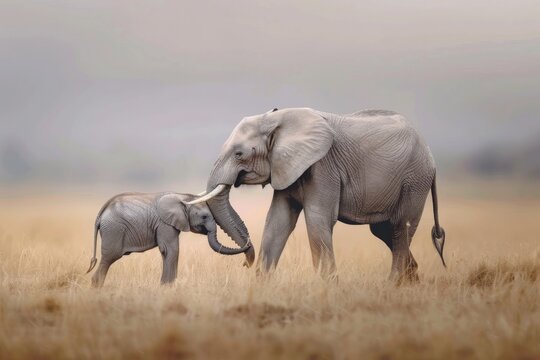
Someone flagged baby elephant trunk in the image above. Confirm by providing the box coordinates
[207,230,251,255]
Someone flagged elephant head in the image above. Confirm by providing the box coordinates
[202,108,335,266]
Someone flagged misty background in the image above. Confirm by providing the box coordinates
[1,0,539,187]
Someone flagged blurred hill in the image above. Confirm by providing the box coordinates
[465,133,540,179]
[0,139,207,186]
[3,132,540,187]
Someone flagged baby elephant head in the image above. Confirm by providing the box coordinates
[157,193,251,256]
[186,202,214,235]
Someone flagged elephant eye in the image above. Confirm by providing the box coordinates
[202,215,208,220]
[235,151,243,159]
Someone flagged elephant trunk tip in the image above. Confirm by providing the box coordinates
[243,244,255,267]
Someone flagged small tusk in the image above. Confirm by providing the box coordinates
[185,184,226,205]
[196,190,207,196]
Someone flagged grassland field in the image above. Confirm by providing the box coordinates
[0,180,539,359]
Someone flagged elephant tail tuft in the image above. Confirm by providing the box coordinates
[431,226,446,267]
[431,174,446,268]
[86,257,97,274]
[86,217,100,274]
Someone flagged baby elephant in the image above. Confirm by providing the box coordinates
[86,192,251,287]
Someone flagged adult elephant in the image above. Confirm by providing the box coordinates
[197,107,446,281]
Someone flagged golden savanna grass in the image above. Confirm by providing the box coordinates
[0,183,539,359]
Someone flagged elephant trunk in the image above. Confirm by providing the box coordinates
[207,229,251,255]
[206,185,255,266]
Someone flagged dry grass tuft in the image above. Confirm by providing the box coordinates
[41,297,62,314]
[145,324,194,360]
[163,301,189,316]
[45,271,82,290]
[467,260,540,288]
[225,302,296,328]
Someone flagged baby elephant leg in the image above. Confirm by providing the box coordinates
[91,222,124,288]
[92,257,120,288]
[157,225,180,285]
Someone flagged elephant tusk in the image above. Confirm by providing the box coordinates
[185,184,227,205]
[196,190,207,196]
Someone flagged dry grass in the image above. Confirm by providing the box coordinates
[0,185,539,359]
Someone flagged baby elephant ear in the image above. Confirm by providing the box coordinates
[157,194,190,231]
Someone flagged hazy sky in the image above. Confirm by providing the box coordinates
[1,0,539,183]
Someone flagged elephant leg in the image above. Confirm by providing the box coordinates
[257,190,302,273]
[157,225,180,285]
[386,222,419,283]
[370,220,416,282]
[91,222,124,288]
[301,165,340,280]
[387,190,428,283]
[91,257,121,288]
[371,219,422,283]
[304,209,337,280]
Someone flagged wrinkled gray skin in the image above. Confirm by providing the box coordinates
[206,108,446,282]
[86,192,251,287]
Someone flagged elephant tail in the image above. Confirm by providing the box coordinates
[86,216,101,274]
[430,174,446,268]
[85,217,100,274]
[86,198,113,274]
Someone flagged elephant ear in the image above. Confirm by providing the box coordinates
[157,194,190,231]
[269,109,334,190]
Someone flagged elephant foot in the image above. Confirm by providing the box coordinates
[317,266,339,283]
[397,270,420,286]
[322,272,339,284]
[389,256,419,285]
[255,269,273,283]
[91,275,103,288]
[389,267,419,286]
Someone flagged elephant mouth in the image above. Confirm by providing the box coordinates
[234,170,259,188]
[234,170,247,188]
[193,225,208,235]
[234,170,268,188]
